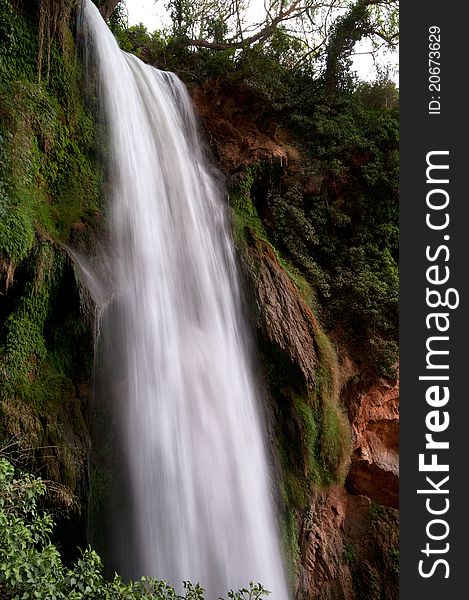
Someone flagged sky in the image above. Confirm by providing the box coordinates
[126,0,164,30]
[125,0,265,32]
[125,0,398,82]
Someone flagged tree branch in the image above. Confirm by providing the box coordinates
[181,0,307,49]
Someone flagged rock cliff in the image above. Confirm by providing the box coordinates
[191,77,399,599]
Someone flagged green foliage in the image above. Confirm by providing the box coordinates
[0,3,398,594]
[260,81,398,376]
[113,22,152,53]
[0,236,92,498]
[230,170,355,581]
[0,458,270,600]
[369,501,386,519]
[287,331,350,495]
[2,243,56,386]
[278,507,300,586]
[389,546,399,575]
[229,167,269,251]
[0,1,99,442]
[0,1,101,258]
[322,0,374,90]
[0,0,38,85]
[0,199,36,266]
[107,0,128,35]
[0,79,101,250]
[116,0,397,88]
[343,543,357,565]
[132,3,398,379]
[166,0,194,38]
[231,168,358,487]
[228,39,308,110]
[0,240,89,408]
[266,183,328,295]
[227,78,398,376]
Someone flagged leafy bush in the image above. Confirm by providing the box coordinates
[249,79,399,377]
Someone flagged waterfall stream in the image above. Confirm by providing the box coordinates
[79,1,289,597]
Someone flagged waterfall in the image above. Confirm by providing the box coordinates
[79,1,289,598]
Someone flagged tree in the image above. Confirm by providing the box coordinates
[100,0,397,78]
[322,0,398,88]
[161,0,398,72]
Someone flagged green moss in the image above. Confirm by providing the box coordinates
[267,320,351,579]
[274,321,350,499]
[2,243,56,385]
[280,506,301,585]
[0,4,96,497]
[313,328,351,485]
[0,236,92,500]
[0,203,36,265]
[0,3,102,264]
[0,80,101,250]
[292,395,320,484]
[230,164,353,580]
[291,389,350,492]
[369,501,386,519]
[0,239,91,410]
[279,257,321,316]
[229,165,323,325]
[230,166,269,249]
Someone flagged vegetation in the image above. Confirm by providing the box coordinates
[230,176,352,581]
[0,0,98,530]
[343,544,358,565]
[189,4,398,579]
[0,0,99,392]
[107,0,397,72]
[104,0,398,87]
[266,81,398,376]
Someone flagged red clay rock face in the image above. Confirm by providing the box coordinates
[191,80,291,173]
[241,234,399,598]
[297,485,398,600]
[345,378,399,508]
[297,486,353,600]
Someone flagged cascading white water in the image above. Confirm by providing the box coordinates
[80,1,289,598]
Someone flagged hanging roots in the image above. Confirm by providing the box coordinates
[0,256,16,292]
[38,0,76,82]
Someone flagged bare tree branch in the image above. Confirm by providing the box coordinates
[181,0,308,49]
